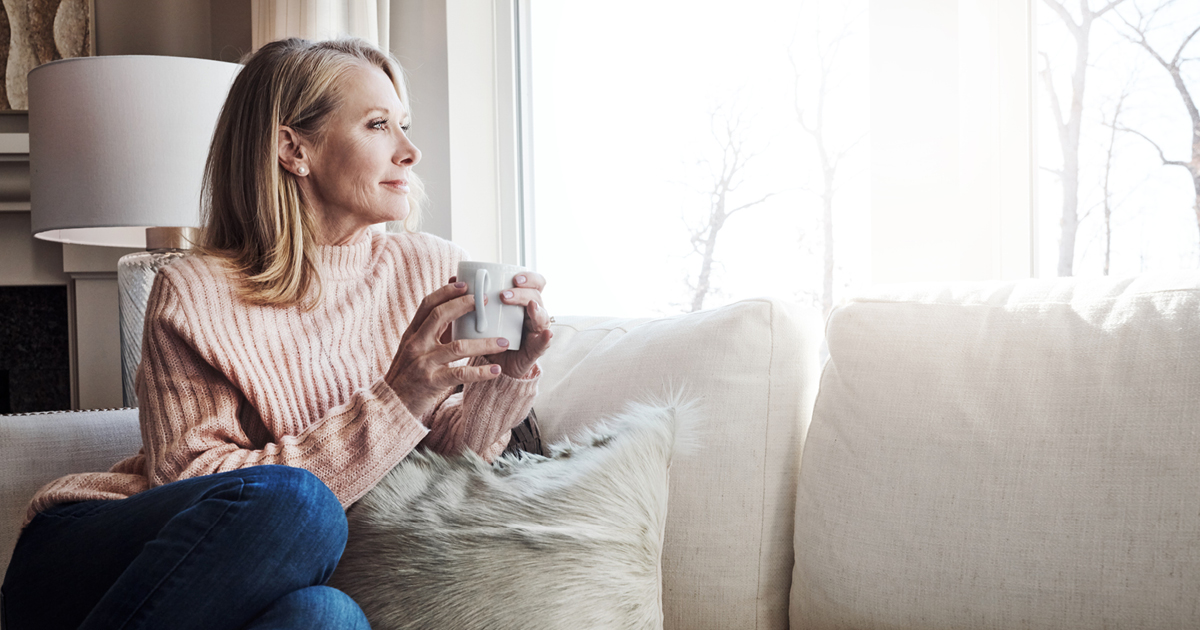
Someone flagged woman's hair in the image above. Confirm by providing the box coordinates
[199,37,426,308]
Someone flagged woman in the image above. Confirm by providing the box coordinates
[1,38,552,629]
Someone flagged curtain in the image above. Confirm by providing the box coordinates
[251,0,390,51]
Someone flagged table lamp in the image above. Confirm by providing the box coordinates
[29,55,241,407]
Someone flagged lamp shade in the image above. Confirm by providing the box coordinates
[29,55,241,247]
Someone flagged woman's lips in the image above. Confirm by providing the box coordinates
[382,180,410,193]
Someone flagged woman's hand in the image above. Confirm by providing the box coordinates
[385,282,509,419]
[483,271,554,378]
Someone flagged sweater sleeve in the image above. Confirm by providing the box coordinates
[418,361,540,460]
[136,272,429,508]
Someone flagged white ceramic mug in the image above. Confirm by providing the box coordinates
[451,261,527,351]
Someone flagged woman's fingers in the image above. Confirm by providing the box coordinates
[441,361,503,387]
[499,287,544,308]
[512,271,547,292]
[431,337,510,365]
[415,292,482,345]
[522,299,553,331]
[407,282,469,338]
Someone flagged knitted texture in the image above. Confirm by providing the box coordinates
[26,231,538,524]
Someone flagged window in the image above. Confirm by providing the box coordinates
[520,0,871,318]
[511,0,1198,319]
[1036,0,1200,277]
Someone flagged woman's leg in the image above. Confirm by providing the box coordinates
[2,465,352,630]
[244,585,368,630]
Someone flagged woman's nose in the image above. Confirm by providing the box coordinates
[395,131,421,166]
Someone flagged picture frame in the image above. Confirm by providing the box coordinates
[0,0,96,111]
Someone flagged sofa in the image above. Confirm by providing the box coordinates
[3,271,1198,629]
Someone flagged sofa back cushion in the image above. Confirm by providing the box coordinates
[0,408,141,580]
[792,273,1200,629]
[540,299,823,630]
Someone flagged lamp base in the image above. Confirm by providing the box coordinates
[118,248,188,407]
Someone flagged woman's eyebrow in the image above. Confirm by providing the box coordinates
[363,107,410,120]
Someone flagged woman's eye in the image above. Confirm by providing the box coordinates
[401,124,411,133]
[370,119,388,130]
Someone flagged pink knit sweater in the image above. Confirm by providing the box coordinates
[26,231,538,523]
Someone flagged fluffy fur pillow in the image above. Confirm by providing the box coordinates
[328,398,694,630]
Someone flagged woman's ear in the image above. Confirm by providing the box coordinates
[277,126,309,176]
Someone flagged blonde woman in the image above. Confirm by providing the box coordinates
[1,38,552,630]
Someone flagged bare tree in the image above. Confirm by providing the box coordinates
[1098,90,1131,274]
[1040,0,1129,276]
[789,2,866,316]
[1115,0,1200,264]
[685,107,775,313]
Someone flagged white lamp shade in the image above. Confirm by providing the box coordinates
[29,56,241,248]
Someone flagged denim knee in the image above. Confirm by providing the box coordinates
[247,586,369,630]
[233,466,348,578]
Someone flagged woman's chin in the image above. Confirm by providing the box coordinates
[379,204,410,225]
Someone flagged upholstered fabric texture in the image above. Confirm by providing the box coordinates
[793,272,1200,629]
[329,398,694,630]
[0,408,141,580]
[535,299,823,630]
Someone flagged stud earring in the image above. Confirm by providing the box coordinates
[297,165,308,176]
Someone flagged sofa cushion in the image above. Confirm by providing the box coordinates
[0,408,141,580]
[536,299,823,630]
[792,272,1200,629]
[330,399,693,630]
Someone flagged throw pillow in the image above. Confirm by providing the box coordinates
[328,397,696,630]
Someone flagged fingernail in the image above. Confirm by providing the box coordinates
[502,290,514,299]
[515,275,527,285]
[490,365,501,374]
[454,282,466,289]
[496,338,509,347]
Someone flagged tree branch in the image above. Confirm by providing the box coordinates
[1115,11,1173,71]
[1042,0,1082,38]
[1172,24,1200,67]
[1116,124,1189,168]
[1039,51,1068,137]
[1092,0,1128,19]
[727,192,778,217]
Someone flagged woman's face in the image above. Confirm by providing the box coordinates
[300,63,421,244]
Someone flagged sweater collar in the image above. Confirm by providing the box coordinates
[315,231,375,280]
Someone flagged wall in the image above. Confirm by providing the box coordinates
[390,0,453,241]
[95,0,251,61]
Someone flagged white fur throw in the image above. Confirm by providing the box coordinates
[328,398,695,630]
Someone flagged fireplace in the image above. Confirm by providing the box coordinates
[0,285,70,413]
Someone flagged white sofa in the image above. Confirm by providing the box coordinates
[3,272,1199,629]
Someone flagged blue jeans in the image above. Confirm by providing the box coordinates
[1,465,368,630]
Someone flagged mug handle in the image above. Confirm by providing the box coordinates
[473,268,489,333]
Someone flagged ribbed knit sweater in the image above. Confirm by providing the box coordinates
[26,230,538,524]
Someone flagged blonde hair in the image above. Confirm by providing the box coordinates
[199,37,426,308]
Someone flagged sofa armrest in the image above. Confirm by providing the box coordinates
[0,408,141,581]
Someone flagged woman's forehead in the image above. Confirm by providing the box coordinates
[341,64,409,117]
